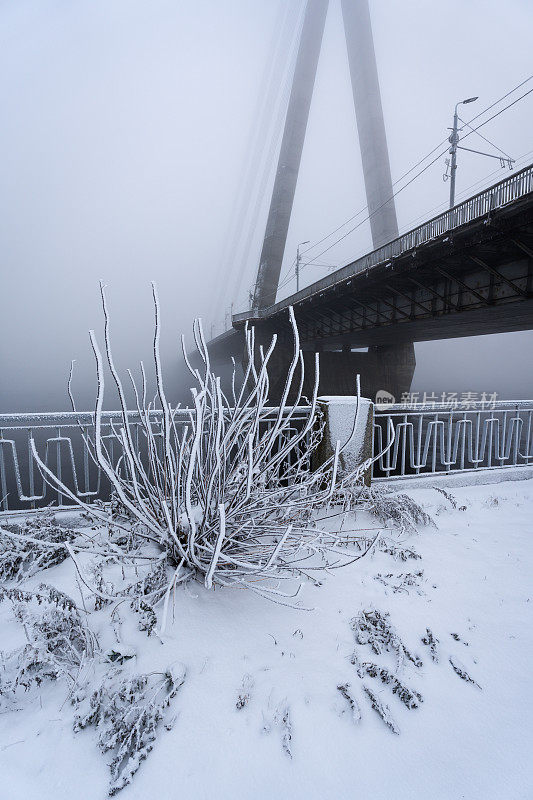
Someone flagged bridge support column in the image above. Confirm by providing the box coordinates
[302,342,415,403]
[365,342,416,402]
[252,328,415,404]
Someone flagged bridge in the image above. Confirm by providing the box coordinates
[2,1,533,515]
[205,0,533,402]
[225,164,532,400]
[234,165,533,346]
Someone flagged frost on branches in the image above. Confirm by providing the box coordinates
[0,582,185,796]
[0,511,75,582]
[0,583,97,697]
[74,664,186,796]
[29,282,393,608]
[0,283,400,794]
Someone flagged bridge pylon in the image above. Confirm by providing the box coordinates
[205,0,416,404]
[250,0,415,401]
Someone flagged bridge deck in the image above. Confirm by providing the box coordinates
[229,164,533,349]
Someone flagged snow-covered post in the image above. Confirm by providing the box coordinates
[314,396,374,486]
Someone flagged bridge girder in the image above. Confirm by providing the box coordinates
[204,172,533,401]
[242,194,533,351]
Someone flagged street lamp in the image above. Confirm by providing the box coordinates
[295,241,310,292]
[448,96,478,208]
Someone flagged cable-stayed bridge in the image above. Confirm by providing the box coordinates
[206,0,533,402]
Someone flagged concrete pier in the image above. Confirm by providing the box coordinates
[248,327,415,405]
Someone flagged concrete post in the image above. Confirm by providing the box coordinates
[314,396,374,485]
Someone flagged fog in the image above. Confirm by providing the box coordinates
[1,0,532,413]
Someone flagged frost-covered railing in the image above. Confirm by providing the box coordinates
[0,407,312,512]
[372,401,533,480]
[233,163,533,323]
[4,399,532,508]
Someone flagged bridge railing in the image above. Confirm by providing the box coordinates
[380,163,533,259]
[0,407,312,512]
[372,400,533,481]
[233,162,533,322]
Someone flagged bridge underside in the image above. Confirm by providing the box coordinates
[257,196,533,350]
[207,192,533,401]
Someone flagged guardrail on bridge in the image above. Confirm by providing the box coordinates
[1,399,532,511]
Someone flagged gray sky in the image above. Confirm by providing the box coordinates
[1,0,532,412]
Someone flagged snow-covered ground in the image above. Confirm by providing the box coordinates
[1,479,532,800]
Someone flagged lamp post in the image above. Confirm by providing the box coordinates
[448,96,478,208]
[296,241,310,292]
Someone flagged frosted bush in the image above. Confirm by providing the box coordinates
[0,512,75,582]
[30,283,393,608]
[0,584,96,698]
[74,664,186,796]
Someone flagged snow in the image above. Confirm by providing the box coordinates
[380,464,533,490]
[318,396,372,472]
[1,479,533,800]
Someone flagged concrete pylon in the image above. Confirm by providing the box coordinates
[341,0,398,248]
[341,0,415,400]
[253,0,329,310]
[249,0,414,403]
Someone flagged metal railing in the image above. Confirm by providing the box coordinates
[0,407,312,512]
[2,398,532,510]
[233,162,533,323]
[372,401,533,480]
[0,411,167,512]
